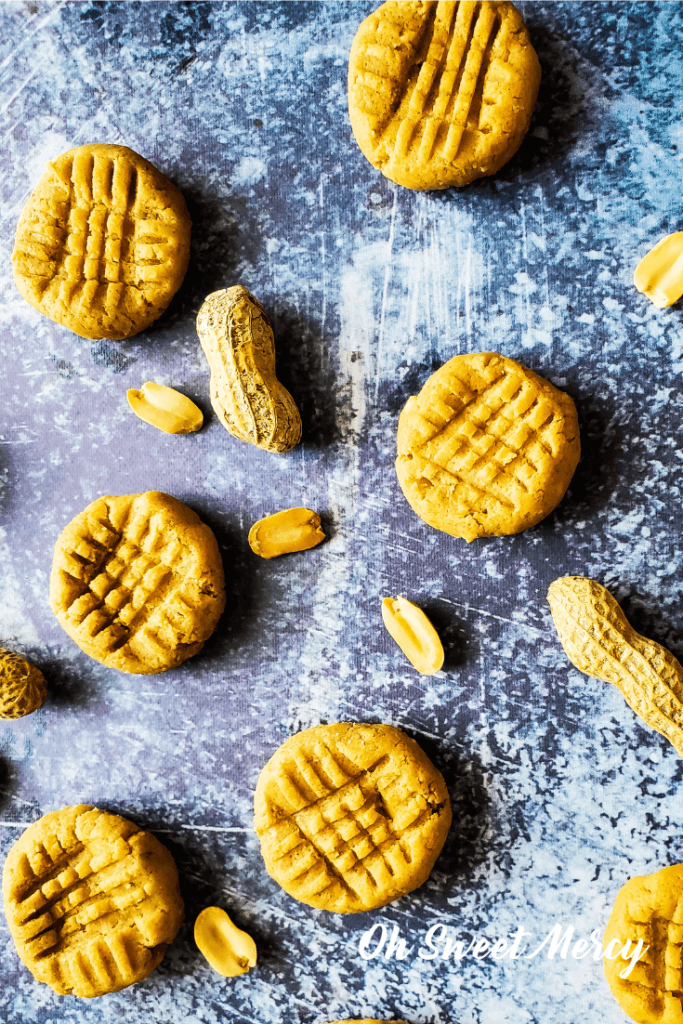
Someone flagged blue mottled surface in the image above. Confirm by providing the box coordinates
[1,1,683,1021]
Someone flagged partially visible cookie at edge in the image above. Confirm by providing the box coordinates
[348,0,541,190]
[254,722,452,913]
[12,143,191,340]
[603,864,683,1024]
[395,352,580,542]
[2,805,184,998]
[49,490,225,674]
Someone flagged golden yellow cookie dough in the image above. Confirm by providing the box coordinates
[49,490,225,674]
[2,805,184,998]
[12,143,191,339]
[348,0,541,190]
[254,722,452,913]
[603,864,683,1024]
[395,352,580,541]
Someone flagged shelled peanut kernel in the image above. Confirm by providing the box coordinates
[248,508,325,559]
[127,382,203,434]
[634,232,683,308]
[381,596,444,675]
[194,907,257,978]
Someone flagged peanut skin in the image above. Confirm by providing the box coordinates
[196,285,301,453]
[547,576,683,758]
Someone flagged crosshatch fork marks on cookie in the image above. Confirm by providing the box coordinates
[603,866,683,1018]
[264,750,425,903]
[2,806,184,998]
[395,353,581,541]
[644,916,683,995]
[382,1,504,164]
[411,369,561,512]
[50,492,226,674]
[21,149,173,313]
[353,2,509,158]
[256,729,451,913]
[12,144,191,340]
[59,505,195,661]
[349,0,541,189]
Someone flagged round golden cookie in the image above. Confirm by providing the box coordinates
[49,490,225,674]
[348,0,541,190]
[254,723,452,913]
[603,864,683,1024]
[12,143,191,340]
[2,805,184,998]
[395,352,580,542]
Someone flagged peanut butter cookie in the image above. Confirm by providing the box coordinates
[49,491,225,674]
[12,143,191,339]
[604,864,683,1024]
[396,352,580,541]
[348,0,541,189]
[2,805,184,998]
[254,723,451,913]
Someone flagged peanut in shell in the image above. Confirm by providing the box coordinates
[547,576,683,758]
[0,649,47,719]
[196,285,301,453]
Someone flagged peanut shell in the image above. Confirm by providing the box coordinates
[196,285,301,453]
[0,649,47,719]
[547,576,683,758]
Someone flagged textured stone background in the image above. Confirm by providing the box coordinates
[1,1,683,1021]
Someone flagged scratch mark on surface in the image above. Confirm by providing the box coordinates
[519,197,531,341]
[0,790,37,808]
[441,597,546,634]
[152,824,253,833]
[0,63,47,117]
[318,173,327,341]
[0,3,65,77]
[375,186,398,402]
[464,231,472,344]
[388,543,424,557]
[246,900,303,928]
